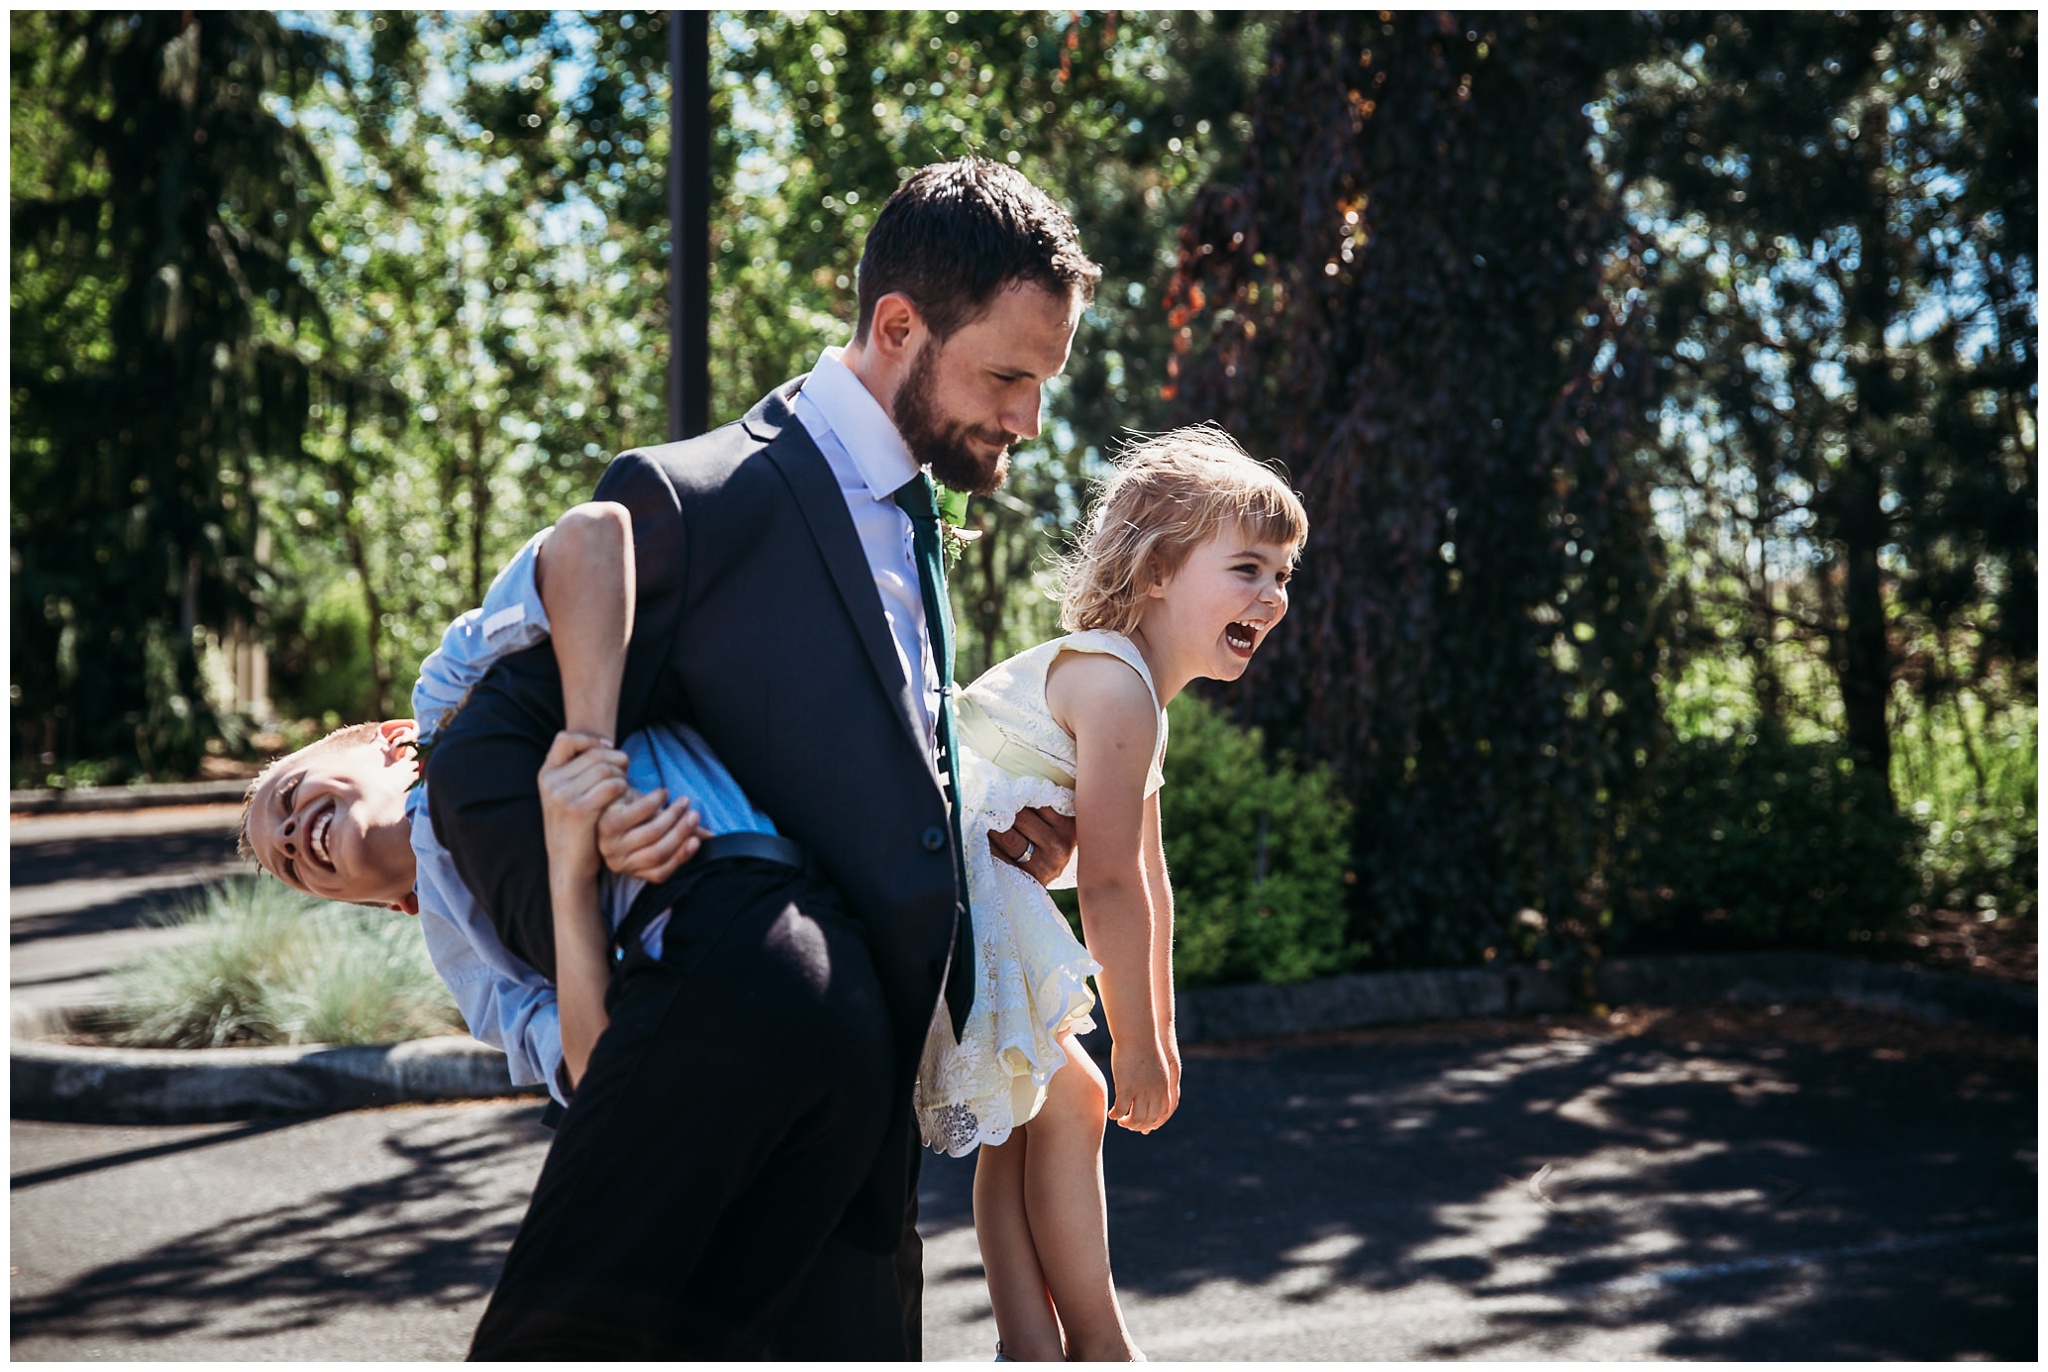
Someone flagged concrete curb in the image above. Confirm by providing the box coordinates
[11,952,2031,1125]
[1179,950,2037,1043]
[11,780,253,815]
[11,1030,539,1124]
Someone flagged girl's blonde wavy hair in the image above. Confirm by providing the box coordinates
[1059,425,1308,636]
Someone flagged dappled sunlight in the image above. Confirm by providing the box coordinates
[12,1104,545,1354]
[954,1006,2039,1360]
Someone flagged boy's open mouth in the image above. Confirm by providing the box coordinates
[1225,622,1258,653]
[309,806,335,869]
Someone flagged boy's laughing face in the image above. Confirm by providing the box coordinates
[246,720,421,912]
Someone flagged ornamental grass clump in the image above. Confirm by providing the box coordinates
[109,877,463,1048]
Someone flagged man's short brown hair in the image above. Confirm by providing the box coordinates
[854,157,1101,345]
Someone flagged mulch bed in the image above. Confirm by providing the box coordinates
[1871,907,2037,984]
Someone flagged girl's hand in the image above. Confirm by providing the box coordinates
[597,785,704,884]
[1108,1041,1179,1134]
[539,731,629,886]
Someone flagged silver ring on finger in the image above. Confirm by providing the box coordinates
[1019,841,1037,865]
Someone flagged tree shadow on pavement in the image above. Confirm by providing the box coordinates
[927,1004,2036,1360]
[10,1105,543,1351]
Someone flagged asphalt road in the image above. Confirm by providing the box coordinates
[10,805,249,1023]
[10,805,2038,1359]
[11,1007,2036,1360]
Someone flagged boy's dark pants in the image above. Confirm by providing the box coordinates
[467,857,916,1360]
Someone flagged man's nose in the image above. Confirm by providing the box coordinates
[1004,389,1044,440]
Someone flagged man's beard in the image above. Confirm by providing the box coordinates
[891,342,1011,497]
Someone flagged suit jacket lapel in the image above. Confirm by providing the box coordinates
[749,381,932,764]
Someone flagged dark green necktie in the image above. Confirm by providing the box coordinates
[894,473,974,1039]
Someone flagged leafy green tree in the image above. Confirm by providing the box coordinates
[1166,12,1673,969]
[267,11,671,718]
[1603,12,2037,797]
[11,11,342,776]
[710,10,1270,675]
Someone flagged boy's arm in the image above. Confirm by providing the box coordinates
[536,502,632,745]
[537,731,627,1089]
[411,531,555,741]
[533,503,633,1084]
[410,800,569,1100]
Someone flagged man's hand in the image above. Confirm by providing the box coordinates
[989,805,1076,888]
[538,732,629,887]
[597,785,704,885]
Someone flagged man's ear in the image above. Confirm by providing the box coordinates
[389,891,421,916]
[870,292,924,362]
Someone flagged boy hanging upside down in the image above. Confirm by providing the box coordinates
[239,501,754,1099]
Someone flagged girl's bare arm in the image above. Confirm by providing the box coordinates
[1140,792,1180,1102]
[1048,650,1174,1133]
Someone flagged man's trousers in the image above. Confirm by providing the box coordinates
[468,856,919,1359]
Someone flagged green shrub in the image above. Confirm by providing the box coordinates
[109,878,463,1048]
[267,578,380,725]
[1896,695,2037,922]
[1629,731,1921,951]
[1153,694,1357,987]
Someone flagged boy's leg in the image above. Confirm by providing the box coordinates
[468,859,897,1360]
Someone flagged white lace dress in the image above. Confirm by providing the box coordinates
[914,629,1168,1158]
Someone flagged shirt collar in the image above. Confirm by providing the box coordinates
[804,345,919,502]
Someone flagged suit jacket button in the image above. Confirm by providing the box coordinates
[921,826,947,852]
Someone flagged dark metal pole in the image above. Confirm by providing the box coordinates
[668,10,710,441]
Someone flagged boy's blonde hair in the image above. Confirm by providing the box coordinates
[1059,425,1308,636]
[235,721,387,869]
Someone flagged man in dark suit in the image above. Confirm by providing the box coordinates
[428,158,1101,1359]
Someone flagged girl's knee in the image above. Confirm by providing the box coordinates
[1045,1044,1108,1119]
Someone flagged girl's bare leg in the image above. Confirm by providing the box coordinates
[1024,1032,1137,1361]
[974,1133,1065,1360]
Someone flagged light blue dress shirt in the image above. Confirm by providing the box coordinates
[408,527,775,1103]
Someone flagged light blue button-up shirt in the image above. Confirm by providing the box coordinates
[409,527,775,1102]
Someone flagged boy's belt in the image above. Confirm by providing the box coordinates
[611,830,812,961]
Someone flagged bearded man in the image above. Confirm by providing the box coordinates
[427,158,1101,1360]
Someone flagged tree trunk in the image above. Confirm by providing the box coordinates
[1835,448,1893,798]
[341,479,391,720]
[468,409,489,608]
[1835,105,1896,805]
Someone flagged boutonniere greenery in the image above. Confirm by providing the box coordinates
[403,705,461,792]
[404,733,436,792]
[935,482,982,571]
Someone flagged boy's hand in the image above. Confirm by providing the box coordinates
[597,786,704,885]
[539,731,629,886]
[989,806,1076,888]
[1107,1040,1178,1134]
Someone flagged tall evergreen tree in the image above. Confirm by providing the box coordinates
[11,11,340,775]
[1605,12,2037,795]
[1166,12,1672,967]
